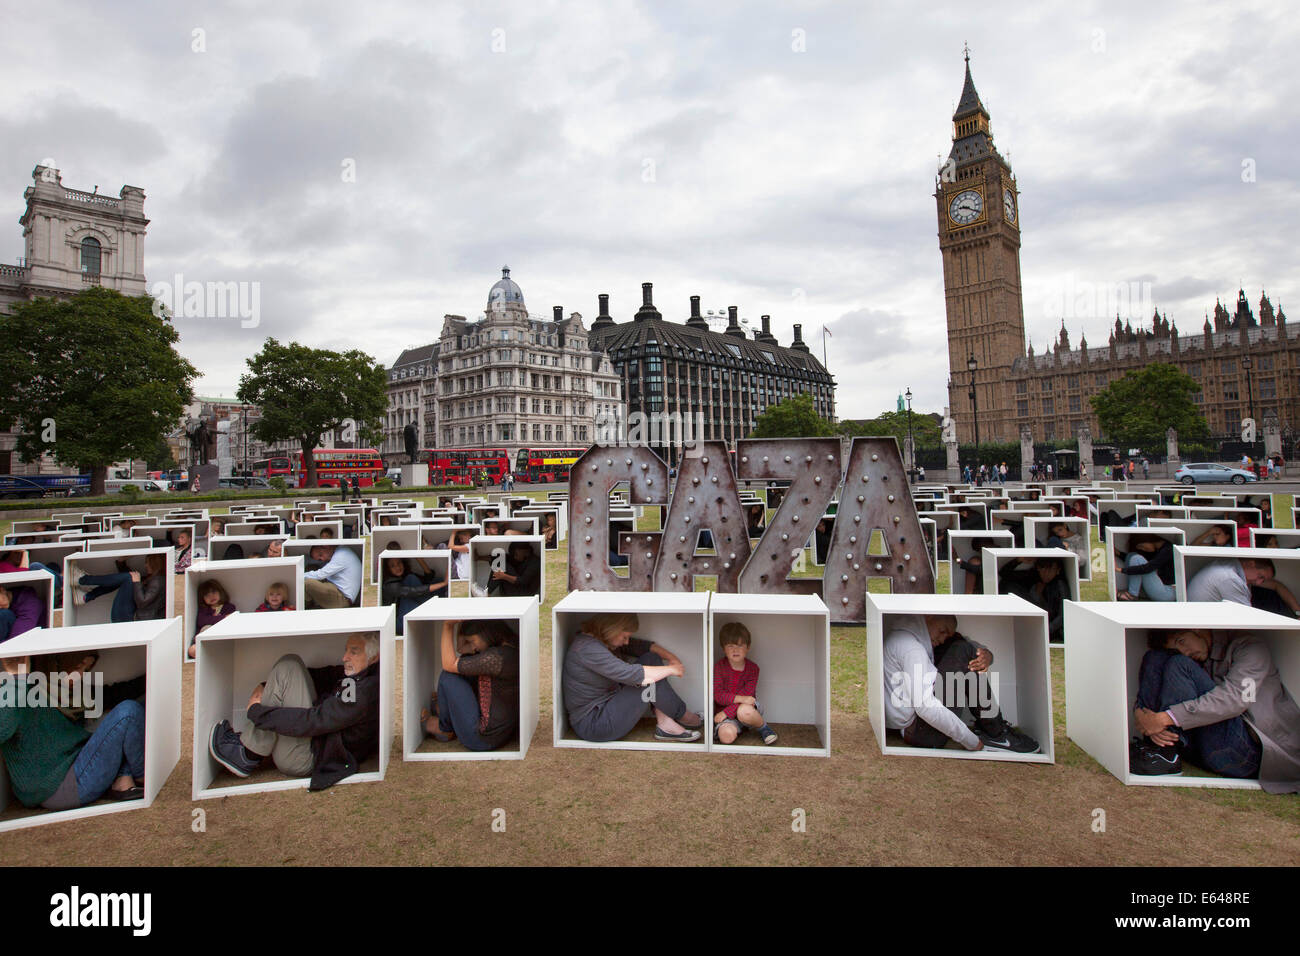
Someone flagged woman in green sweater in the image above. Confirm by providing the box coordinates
[0,654,147,809]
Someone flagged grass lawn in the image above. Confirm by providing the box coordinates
[0,492,1295,865]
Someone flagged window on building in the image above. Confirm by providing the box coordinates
[1042,398,1054,416]
[1041,379,1053,392]
[1223,384,1239,401]
[1187,362,1201,378]
[1220,358,1237,374]
[80,236,102,275]
[1259,355,1275,371]
[1017,400,1029,417]
[1069,395,1081,413]
[532,424,541,441]
[1067,375,1079,389]
[1016,381,1027,394]
[1261,378,1277,399]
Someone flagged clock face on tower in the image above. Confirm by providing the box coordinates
[1003,187,1016,224]
[948,189,983,225]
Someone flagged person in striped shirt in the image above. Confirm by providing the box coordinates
[713,622,777,745]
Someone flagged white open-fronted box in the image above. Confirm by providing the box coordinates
[866,593,1054,764]
[1107,527,1185,600]
[1251,528,1300,549]
[0,569,56,636]
[1064,600,1300,788]
[468,535,545,599]
[282,539,365,607]
[1024,516,1090,581]
[377,549,452,634]
[192,606,395,799]
[183,557,305,660]
[982,548,1080,602]
[0,617,181,832]
[947,529,1013,595]
[552,591,710,752]
[709,593,830,756]
[62,548,176,627]
[1174,545,1300,605]
[402,596,539,761]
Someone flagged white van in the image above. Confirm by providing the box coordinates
[105,478,171,493]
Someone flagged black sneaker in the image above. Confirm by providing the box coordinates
[974,716,1041,754]
[209,720,260,778]
[1129,738,1182,776]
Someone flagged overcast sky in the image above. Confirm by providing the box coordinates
[2,1,1296,420]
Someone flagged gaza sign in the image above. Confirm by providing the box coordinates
[567,438,934,624]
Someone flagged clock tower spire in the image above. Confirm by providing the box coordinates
[936,50,1026,446]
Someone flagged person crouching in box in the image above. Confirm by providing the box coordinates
[207,632,380,790]
[713,623,777,745]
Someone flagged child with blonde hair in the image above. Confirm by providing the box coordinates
[255,581,294,612]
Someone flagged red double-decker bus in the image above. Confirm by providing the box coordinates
[296,448,385,488]
[252,456,294,484]
[423,448,510,486]
[514,446,585,483]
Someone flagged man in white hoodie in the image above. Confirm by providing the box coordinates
[883,614,1040,753]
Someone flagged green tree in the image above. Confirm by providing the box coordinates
[236,338,387,488]
[839,409,943,446]
[749,393,838,438]
[144,435,178,471]
[1091,362,1209,448]
[0,287,197,495]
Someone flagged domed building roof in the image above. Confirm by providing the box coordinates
[487,265,526,313]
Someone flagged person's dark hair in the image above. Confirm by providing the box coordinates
[459,618,514,647]
[1245,556,1276,574]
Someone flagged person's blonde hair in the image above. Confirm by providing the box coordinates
[265,581,290,603]
[582,613,640,648]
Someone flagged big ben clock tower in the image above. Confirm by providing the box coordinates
[936,49,1026,446]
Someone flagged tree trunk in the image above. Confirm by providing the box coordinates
[301,438,317,488]
[90,464,107,497]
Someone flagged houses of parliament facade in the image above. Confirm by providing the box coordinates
[937,54,1294,448]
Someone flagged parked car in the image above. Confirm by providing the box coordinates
[1173,462,1259,485]
[218,476,272,490]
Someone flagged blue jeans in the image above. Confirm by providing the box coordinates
[1125,554,1175,601]
[395,573,426,637]
[78,572,137,623]
[436,670,494,751]
[28,562,62,605]
[73,700,146,804]
[0,609,14,642]
[1137,649,1261,778]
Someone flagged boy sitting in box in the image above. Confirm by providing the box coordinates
[713,622,778,745]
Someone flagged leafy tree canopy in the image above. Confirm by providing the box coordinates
[839,409,943,446]
[749,393,838,438]
[0,287,197,494]
[1090,362,1209,448]
[236,338,388,487]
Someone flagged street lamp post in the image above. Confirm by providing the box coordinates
[242,406,248,477]
[967,355,980,479]
[905,387,915,481]
[1242,355,1256,440]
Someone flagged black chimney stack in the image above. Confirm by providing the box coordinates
[590,293,615,332]
[553,306,563,322]
[725,305,745,338]
[686,294,709,330]
[634,282,662,322]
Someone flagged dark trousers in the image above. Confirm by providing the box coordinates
[1136,649,1262,778]
[572,652,688,742]
[395,573,427,636]
[901,636,1002,748]
[78,572,137,623]
[436,671,494,751]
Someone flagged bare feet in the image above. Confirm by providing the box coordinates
[420,708,455,742]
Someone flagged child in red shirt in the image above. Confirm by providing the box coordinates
[713,622,778,745]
